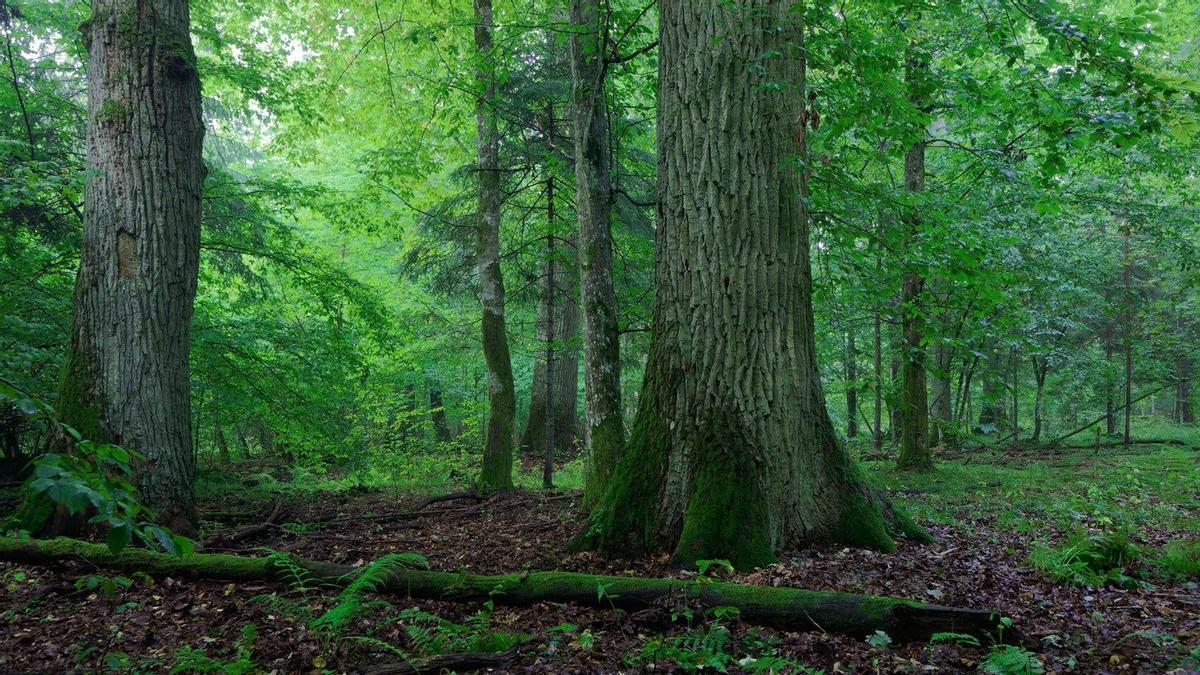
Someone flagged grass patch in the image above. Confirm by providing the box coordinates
[1155,538,1200,578]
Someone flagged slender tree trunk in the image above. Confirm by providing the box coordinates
[978,352,1005,430]
[569,0,625,508]
[930,339,953,447]
[429,388,451,443]
[518,277,581,456]
[1010,350,1019,439]
[873,305,883,451]
[846,330,858,439]
[214,426,231,464]
[543,139,557,489]
[1176,372,1194,424]
[51,0,205,532]
[474,0,515,493]
[1122,220,1133,446]
[581,1,923,569]
[897,47,930,470]
[1032,357,1047,444]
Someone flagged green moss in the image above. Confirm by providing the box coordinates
[55,348,106,445]
[572,377,670,558]
[2,493,54,534]
[96,99,129,126]
[672,416,774,570]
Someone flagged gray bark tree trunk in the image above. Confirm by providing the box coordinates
[569,0,625,508]
[55,0,206,532]
[474,0,516,493]
[581,0,924,570]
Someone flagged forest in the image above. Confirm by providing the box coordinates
[0,0,1198,672]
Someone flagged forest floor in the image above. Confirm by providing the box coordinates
[1,442,1198,674]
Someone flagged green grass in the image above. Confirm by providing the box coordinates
[863,443,1199,536]
[1155,538,1200,578]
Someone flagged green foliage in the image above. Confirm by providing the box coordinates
[0,382,191,554]
[627,619,816,674]
[171,624,259,675]
[310,553,429,634]
[74,573,132,599]
[1029,529,1144,588]
[980,645,1045,675]
[1155,539,1200,578]
[396,606,528,658]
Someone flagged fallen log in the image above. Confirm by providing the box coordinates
[0,536,1006,642]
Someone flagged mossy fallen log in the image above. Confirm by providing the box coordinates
[0,536,1006,642]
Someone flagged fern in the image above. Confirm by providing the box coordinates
[311,553,429,634]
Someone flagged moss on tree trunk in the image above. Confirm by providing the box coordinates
[578,0,927,570]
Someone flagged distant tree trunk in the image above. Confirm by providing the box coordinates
[214,426,231,464]
[518,282,581,456]
[930,339,953,447]
[845,330,858,439]
[474,0,515,493]
[570,0,624,508]
[897,47,930,471]
[873,305,883,451]
[429,388,452,443]
[1010,350,1019,438]
[544,137,558,490]
[978,353,1005,430]
[1121,221,1133,446]
[1176,371,1194,424]
[582,1,922,569]
[51,0,205,532]
[1031,357,1048,443]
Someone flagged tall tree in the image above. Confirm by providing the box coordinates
[896,43,931,471]
[569,0,624,507]
[474,0,516,493]
[53,0,206,531]
[582,0,923,569]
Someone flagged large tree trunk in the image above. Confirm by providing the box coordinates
[581,1,923,570]
[896,48,930,471]
[474,0,516,493]
[569,0,625,508]
[0,537,1005,642]
[55,0,205,532]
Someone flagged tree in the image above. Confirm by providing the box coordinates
[896,42,931,471]
[582,0,923,570]
[569,0,625,507]
[45,0,206,532]
[474,0,516,493]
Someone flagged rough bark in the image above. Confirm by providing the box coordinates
[54,0,205,532]
[580,1,925,570]
[0,537,1005,642]
[474,0,516,493]
[569,0,625,508]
